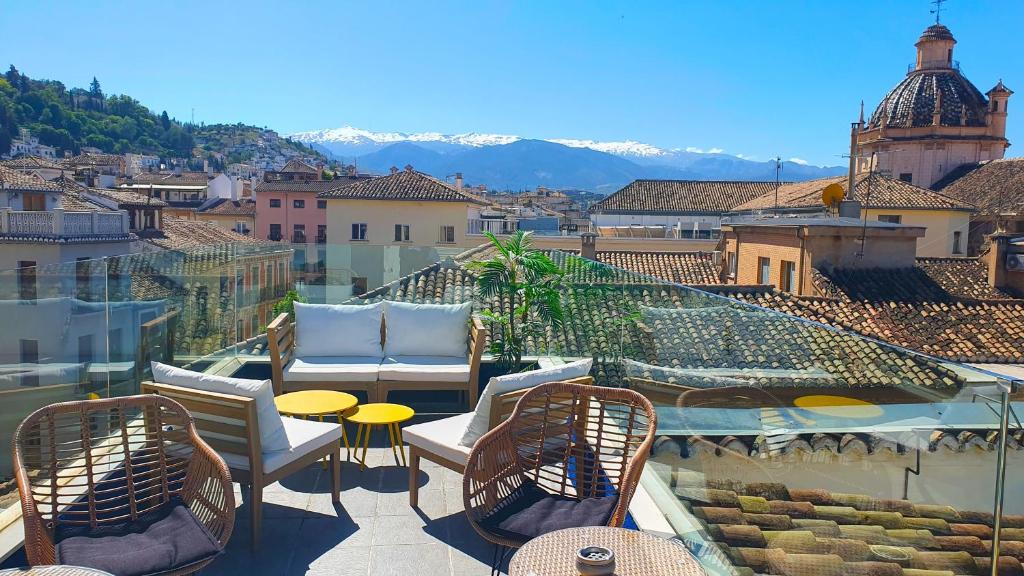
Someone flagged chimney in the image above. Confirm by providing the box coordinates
[455,172,464,191]
[987,231,1016,290]
[203,159,210,174]
[580,232,597,261]
[404,164,414,173]
[174,164,182,177]
[389,166,399,175]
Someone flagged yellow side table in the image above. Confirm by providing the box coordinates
[346,403,415,470]
[274,390,358,459]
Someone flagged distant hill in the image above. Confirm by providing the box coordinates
[293,125,845,192]
[0,65,330,171]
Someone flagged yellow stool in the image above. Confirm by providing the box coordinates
[345,403,415,470]
[274,390,358,460]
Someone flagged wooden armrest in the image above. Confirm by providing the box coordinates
[266,312,294,395]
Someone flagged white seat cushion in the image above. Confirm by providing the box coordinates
[152,362,290,453]
[220,417,343,474]
[458,358,593,448]
[284,356,382,383]
[404,412,474,466]
[294,301,384,358]
[378,356,470,383]
[383,301,472,357]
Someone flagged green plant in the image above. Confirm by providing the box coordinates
[467,231,565,373]
[272,290,305,317]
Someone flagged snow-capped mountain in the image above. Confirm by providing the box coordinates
[288,125,844,192]
[289,126,676,159]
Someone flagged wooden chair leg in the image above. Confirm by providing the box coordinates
[330,449,341,504]
[409,449,421,507]
[250,482,263,549]
[468,383,479,410]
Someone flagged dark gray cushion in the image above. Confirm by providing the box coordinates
[479,480,618,542]
[55,499,222,576]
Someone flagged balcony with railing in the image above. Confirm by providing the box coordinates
[0,209,130,241]
[292,231,307,243]
[0,241,1020,576]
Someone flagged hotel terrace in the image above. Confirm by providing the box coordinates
[0,220,1020,576]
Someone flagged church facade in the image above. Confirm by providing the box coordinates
[855,23,1012,190]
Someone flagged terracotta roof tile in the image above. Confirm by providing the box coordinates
[86,187,168,208]
[253,178,358,193]
[934,158,1024,216]
[318,169,487,204]
[0,165,64,192]
[0,154,65,171]
[127,172,211,187]
[281,158,319,173]
[734,174,975,212]
[594,251,721,285]
[593,180,779,214]
[136,216,259,250]
[659,470,1024,576]
[198,198,255,216]
[867,68,990,129]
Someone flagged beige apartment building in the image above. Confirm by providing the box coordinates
[319,166,488,248]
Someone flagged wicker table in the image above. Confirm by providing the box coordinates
[508,527,704,576]
[0,567,114,576]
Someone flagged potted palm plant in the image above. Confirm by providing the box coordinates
[468,231,565,374]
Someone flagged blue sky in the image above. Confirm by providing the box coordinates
[1,1,1020,166]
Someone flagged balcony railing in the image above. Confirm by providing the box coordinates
[292,232,307,244]
[268,232,282,241]
[0,209,130,239]
[316,234,327,244]
[467,218,518,236]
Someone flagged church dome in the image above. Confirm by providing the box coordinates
[867,24,989,130]
[867,70,989,129]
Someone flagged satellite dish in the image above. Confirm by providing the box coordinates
[822,182,845,208]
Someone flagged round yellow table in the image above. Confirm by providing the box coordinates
[345,403,415,470]
[274,390,358,459]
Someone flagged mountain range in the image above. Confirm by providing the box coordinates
[290,126,845,193]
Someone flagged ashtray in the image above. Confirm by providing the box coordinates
[576,545,615,575]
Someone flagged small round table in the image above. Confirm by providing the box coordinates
[0,567,114,576]
[345,403,415,469]
[508,527,705,576]
[274,390,358,458]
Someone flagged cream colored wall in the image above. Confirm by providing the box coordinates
[324,199,471,247]
[196,212,254,233]
[862,208,971,258]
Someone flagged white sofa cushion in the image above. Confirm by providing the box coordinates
[284,356,382,383]
[404,412,474,466]
[458,358,593,448]
[379,356,471,383]
[151,362,291,453]
[219,417,343,474]
[383,301,472,357]
[294,301,384,358]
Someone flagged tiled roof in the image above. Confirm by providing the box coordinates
[867,70,990,129]
[355,254,965,391]
[252,179,349,193]
[918,23,956,42]
[0,154,65,171]
[86,187,168,208]
[934,158,1024,216]
[318,169,487,204]
[0,165,64,192]
[62,152,124,168]
[592,180,780,214]
[594,251,721,285]
[665,474,1024,576]
[127,172,211,187]
[281,158,319,173]
[136,216,259,250]
[198,198,256,216]
[733,174,975,212]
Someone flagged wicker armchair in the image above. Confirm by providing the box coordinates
[13,395,235,575]
[464,381,657,566]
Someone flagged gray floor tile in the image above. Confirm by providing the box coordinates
[368,543,450,576]
[302,546,371,576]
[371,514,437,546]
[378,488,445,517]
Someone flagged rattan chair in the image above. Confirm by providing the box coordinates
[13,395,235,575]
[463,381,657,571]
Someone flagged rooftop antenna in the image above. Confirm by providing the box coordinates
[773,157,783,214]
[930,0,945,24]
